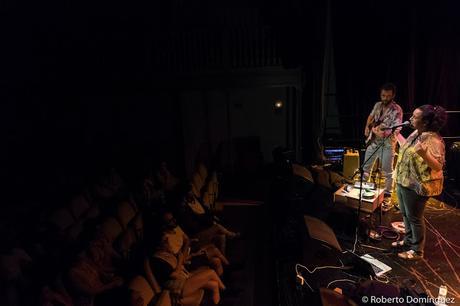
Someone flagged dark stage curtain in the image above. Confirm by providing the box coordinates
[262,0,329,163]
[332,0,460,146]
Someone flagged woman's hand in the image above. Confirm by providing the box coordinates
[414,141,428,157]
[171,266,189,279]
[414,139,443,171]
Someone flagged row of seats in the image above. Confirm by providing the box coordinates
[44,162,224,306]
[47,190,101,243]
[1,154,232,306]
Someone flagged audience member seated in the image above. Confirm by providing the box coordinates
[160,212,229,276]
[39,284,73,306]
[156,162,179,193]
[92,167,125,200]
[149,231,226,305]
[141,172,167,211]
[176,187,240,251]
[66,237,124,306]
[310,165,346,190]
[0,247,33,306]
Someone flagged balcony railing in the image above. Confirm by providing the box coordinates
[154,27,282,73]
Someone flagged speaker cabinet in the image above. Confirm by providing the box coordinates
[303,215,342,252]
[302,215,377,278]
[343,149,360,179]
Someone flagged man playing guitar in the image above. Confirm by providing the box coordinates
[363,83,403,198]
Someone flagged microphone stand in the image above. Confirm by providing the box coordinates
[354,126,399,247]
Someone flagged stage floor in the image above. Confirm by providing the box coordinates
[276,183,460,306]
[348,194,460,302]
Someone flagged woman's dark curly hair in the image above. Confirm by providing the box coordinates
[417,104,447,132]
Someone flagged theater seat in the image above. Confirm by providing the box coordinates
[292,163,314,184]
[99,217,123,243]
[131,213,144,241]
[319,288,358,306]
[67,220,85,241]
[143,257,203,306]
[68,194,91,220]
[191,183,201,198]
[117,201,137,230]
[49,208,74,231]
[115,228,138,261]
[191,172,204,193]
[202,190,213,208]
[84,205,100,220]
[197,163,208,183]
[143,257,162,294]
[209,173,219,199]
[129,275,171,306]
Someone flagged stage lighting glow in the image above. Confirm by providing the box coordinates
[274,100,283,109]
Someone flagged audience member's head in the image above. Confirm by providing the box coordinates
[161,211,178,231]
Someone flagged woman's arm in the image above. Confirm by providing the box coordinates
[414,139,444,171]
[181,230,191,257]
[170,257,189,279]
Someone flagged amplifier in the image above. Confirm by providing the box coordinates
[343,149,360,179]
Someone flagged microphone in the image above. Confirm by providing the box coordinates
[380,121,410,130]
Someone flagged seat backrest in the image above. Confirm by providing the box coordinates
[131,213,144,241]
[191,172,204,193]
[210,171,218,184]
[191,183,201,198]
[68,194,91,220]
[117,201,137,229]
[143,257,162,294]
[207,179,218,199]
[49,208,75,231]
[115,228,138,260]
[84,205,100,220]
[99,217,123,243]
[128,276,155,306]
[93,183,115,199]
[197,163,208,182]
[202,191,212,208]
[155,290,172,306]
[292,163,315,183]
[67,220,85,241]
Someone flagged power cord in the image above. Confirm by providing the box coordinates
[371,274,390,284]
[352,226,359,253]
[327,278,357,289]
[296,273,314,292]
[295,262,347,292]
[295,261,345,275]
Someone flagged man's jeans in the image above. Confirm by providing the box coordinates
[363,140,394,195]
